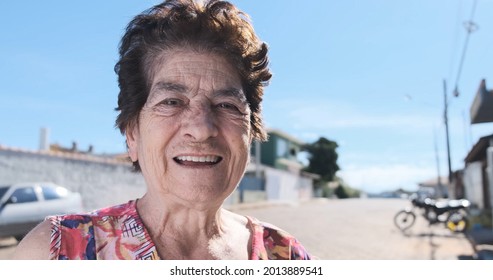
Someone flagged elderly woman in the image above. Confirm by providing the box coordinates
[14,0,311,260]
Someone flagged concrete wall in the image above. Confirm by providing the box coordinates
[264,167,313,202]
[488,148,493,208]
[298,176,314,201]
[464,161,484,208]
[0,149,146,211]
[0,148,315,211]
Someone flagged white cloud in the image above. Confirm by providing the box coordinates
[266,97,440,131]
[264,96,456,195]
[338,163,437,194]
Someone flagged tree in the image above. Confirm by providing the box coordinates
[302,137,340,185]
[334,185,349,199]
[334,181,361,199]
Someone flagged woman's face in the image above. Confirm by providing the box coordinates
[126,49,251,207]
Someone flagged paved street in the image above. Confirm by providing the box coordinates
[0,198,476,260]
[231,198,475,260]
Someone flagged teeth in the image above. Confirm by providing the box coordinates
[176,155,219,163]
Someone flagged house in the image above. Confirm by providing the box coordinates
[460,79,493,227]
[463,134,493,209]
[2,127,317,209]
[226,129,318,205]
[418,176,449,198]
[251,128,304,173]
[470,79,493,124]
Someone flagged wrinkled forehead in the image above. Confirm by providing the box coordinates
[147,48,244,96]
[151,80,247,102]
[145,46,242,85]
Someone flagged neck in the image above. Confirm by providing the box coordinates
[136,193,250,259]
[138,192,222,236]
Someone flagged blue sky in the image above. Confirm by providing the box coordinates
[1,0,492,194]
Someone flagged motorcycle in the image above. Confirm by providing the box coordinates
[393,194,471,233]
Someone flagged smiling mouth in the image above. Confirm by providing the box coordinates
[173,155,223,166]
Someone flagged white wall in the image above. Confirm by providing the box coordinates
[487,147,493,227]
[463,161,484,208]
[264,167,312,202]
[1,149,314,211]
[0,150,146,211]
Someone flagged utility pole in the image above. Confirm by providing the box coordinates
[438,0,478,197]
[453,0,479,97]
[433,128,442,189]
[443,80,453,189]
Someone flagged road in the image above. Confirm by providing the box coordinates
[231,198,475,260]
[0,198,475,260]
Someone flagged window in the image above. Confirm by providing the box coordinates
[290,147,297,156]
[9,187,38,203]
[42,185,68,200]
[0,186,9,201]
[276,138,288,157]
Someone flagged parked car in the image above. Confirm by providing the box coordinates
[0,182,83,241]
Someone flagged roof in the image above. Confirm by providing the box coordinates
[0,144,131,166]
[266,128,304,145]
[464,133,493,163]
[470,79,493,124]
[418,176,448,187]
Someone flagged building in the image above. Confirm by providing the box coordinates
[251,128,304,173]
[0,144,145,211]
[227,129,318,205]
[459,79,493,228]
[470,79,493,124]
[2,128,318,209]
[463,134,493,209]
[418,176,449,198]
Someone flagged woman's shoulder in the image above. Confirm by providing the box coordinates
[246,216,312,260]
[12,219,52,259]
[46,200,141,260]
[10,201,135,260]
[49,200,138,224]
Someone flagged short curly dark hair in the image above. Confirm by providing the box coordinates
[114,0,272,170]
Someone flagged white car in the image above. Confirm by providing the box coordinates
[0,182,83,241]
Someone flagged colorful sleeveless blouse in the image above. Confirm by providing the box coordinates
[47,200,311,260]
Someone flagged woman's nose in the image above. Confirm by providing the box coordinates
[182,106,219,141]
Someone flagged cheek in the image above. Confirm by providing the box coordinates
[138,121,173,163]
[228,122,251,152]
[231,132,251,163]
[234,115,252,137]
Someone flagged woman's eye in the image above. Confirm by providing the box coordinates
[217,103,238,111]
[160,99,183,106]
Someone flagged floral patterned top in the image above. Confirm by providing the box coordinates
[47,200,311,260]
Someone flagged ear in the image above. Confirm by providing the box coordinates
[125,123,139,162]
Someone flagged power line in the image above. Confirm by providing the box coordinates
[453,0,479,97]
[439,0,480,194]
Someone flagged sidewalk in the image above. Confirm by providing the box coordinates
[466,227,493,260]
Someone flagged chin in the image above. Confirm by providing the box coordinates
[174,182,234,203]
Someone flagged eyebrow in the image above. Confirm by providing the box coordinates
[214,88,247,103]
[152,81,247,103]
[153,81,187,93]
